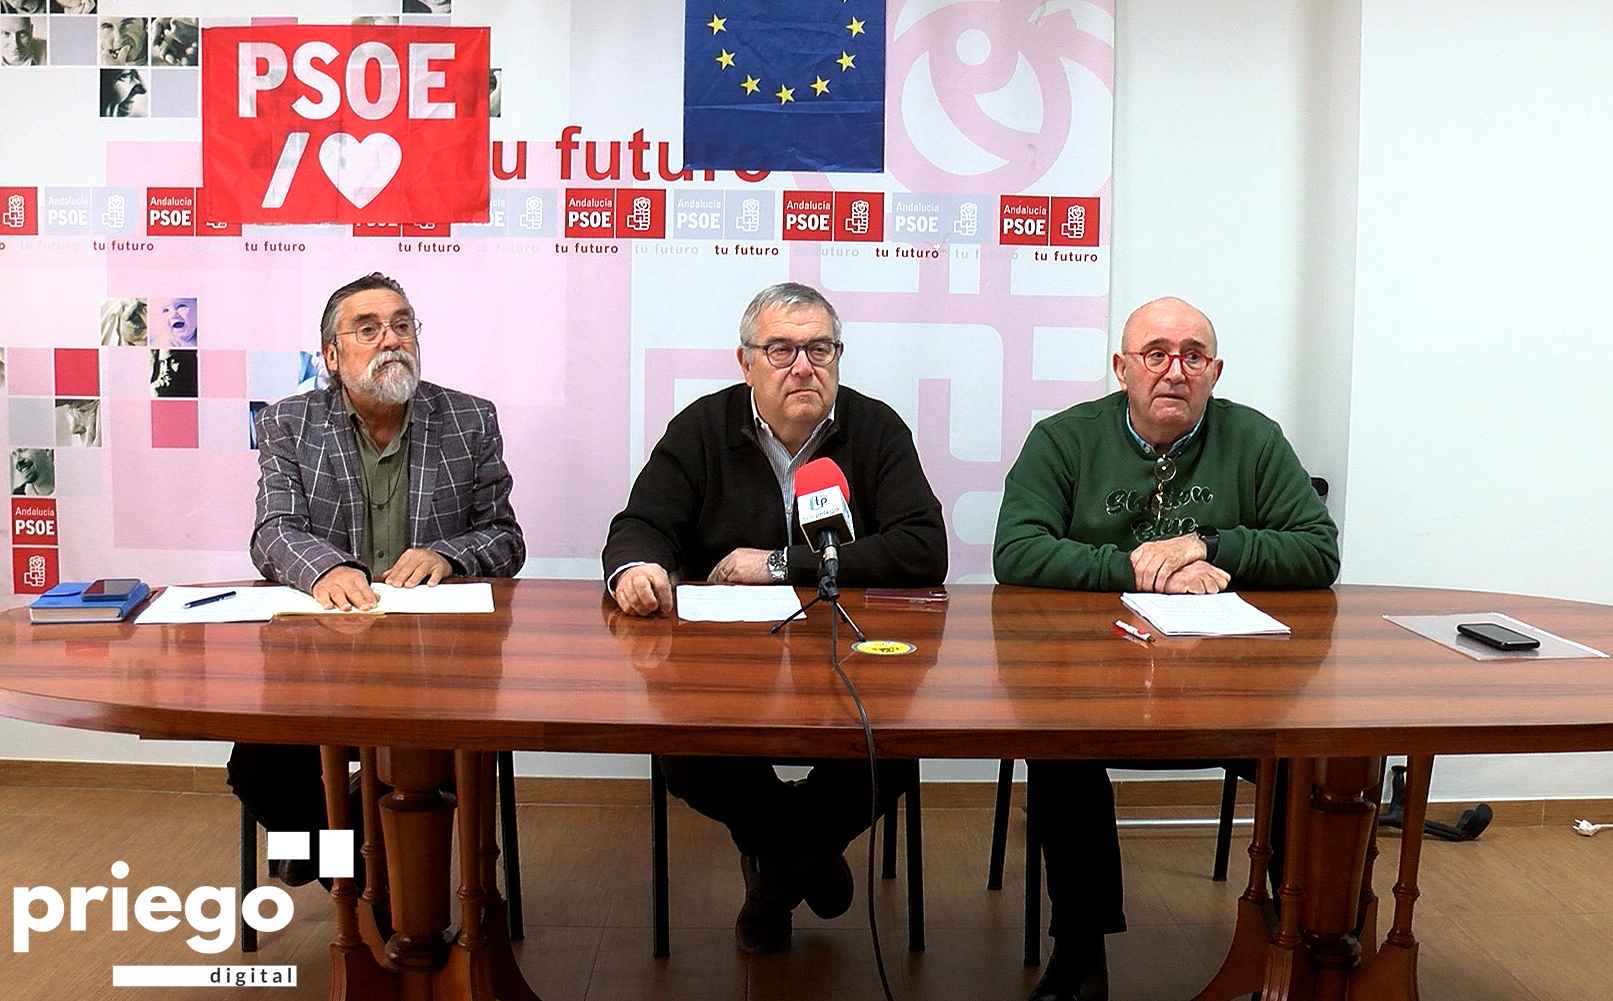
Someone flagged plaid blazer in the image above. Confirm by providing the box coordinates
[250,381,526,592]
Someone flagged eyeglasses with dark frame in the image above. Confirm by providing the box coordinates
[745,339,843,369]
[1125,348,1214,376]
[341,317,423,346]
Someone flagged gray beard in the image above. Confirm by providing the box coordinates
[354,350,419,405]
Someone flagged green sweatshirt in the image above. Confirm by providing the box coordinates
[993,391,1340,591]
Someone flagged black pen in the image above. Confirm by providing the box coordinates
[183,590,237,609]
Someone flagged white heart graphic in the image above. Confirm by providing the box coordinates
[318,133,402,210]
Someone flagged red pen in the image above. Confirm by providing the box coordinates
[1113,619,1153,643]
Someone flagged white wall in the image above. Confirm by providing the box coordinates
[1339,0,1613,798]
[1345,0,1613,606]
[7,2,1613,803]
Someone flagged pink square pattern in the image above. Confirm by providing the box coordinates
[55,349,101,398]
[6,348,55,396]
[151,400,199,449]
[197,399,247,452]
[199,351,248,399]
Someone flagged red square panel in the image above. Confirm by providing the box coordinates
[1049,197,1101,247]
[833,191,884,243]
[151,399,199,449]
[999,194,1051,246]
[196,188,243,237]
[12,498,58,546]
[563,189,615,239]
[55,349,101,397]
[613,189,665,239]
[13,547,59,596]
[352,222,402,238]
[146,187,197,237]
[402,222,452,238]
[0,187,38,236]
[782,191,832,241]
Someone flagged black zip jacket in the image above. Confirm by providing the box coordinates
[602,384,947,587]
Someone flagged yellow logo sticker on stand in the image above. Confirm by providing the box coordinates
[851,640,916,656]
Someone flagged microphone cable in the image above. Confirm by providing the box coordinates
[825,599,899,1001]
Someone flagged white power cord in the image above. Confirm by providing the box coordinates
[1571,818,1613,837]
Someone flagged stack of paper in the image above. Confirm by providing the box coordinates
[1121,592,1290,637]
[134,582,494,625]
[675,584,803,622]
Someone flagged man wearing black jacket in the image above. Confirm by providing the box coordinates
[603,281,947,954]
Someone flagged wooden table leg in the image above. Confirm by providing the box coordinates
[1191,757,1278,1001]
[377,747,456,1001]
[1303,757,1384,1001]
[1347,754,1432,1001]
[1353,767,1385,966]
[321,745,394,1001]
[323,746,541,1001]
[1261,756,1316,1001]
[434,751,497,999]
[474,752,542,1001]
[358,747,396,966]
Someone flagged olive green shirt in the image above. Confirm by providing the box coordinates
[346,394,411,577]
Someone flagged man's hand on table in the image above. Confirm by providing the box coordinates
[1162,560,1231,595]
[706,548,773,585]
[383,548,454,588]
[614,563,674,617]
[1130,533,1209,592]
[312,566,379,611]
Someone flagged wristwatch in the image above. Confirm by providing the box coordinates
[766,548,789,583]
[1195,526,1220,563]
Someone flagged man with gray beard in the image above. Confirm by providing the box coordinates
[232,271,525,885]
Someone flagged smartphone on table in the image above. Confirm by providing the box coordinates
[1456,622,1541,651]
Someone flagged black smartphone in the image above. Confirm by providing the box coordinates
[1456,622,1540,651]
[82,578,143,601]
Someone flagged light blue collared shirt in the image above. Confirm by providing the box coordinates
[749,390,837,536]
[604,393,840,592]
[1125,406,1206,459]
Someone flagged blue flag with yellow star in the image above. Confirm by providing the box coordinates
[683,1,886,172]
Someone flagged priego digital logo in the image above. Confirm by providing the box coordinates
[9,829,353,988]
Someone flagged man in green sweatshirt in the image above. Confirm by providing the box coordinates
[993,296,1339,1001]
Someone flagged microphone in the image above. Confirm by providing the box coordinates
[793,457,854,587]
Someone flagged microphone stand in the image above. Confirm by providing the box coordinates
[765,534,896,1001]
[770,536,866,643]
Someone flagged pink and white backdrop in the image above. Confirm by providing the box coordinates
[0,0,1116,596]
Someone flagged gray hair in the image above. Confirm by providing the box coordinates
[319,272,408,353]
[738,282,843,346]
[319,272,407,388]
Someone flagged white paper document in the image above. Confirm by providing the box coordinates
[134,582,494,624]
[675,584,803,622]
[1120,592,1291,637]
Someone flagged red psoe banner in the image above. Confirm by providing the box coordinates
[201,26,489,225]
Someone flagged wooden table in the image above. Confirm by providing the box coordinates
[2,581,1611,1001]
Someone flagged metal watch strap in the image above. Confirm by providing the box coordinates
[766,548,789,582]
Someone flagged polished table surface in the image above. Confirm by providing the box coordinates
[4,581,1612,1001]
[0,581,1610,759]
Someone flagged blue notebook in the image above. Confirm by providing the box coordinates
[30,581,152,624]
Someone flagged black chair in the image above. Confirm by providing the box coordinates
[649,754,925,957]
[240,750,525,953]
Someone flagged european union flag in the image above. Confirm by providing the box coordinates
[683,2,886,173]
